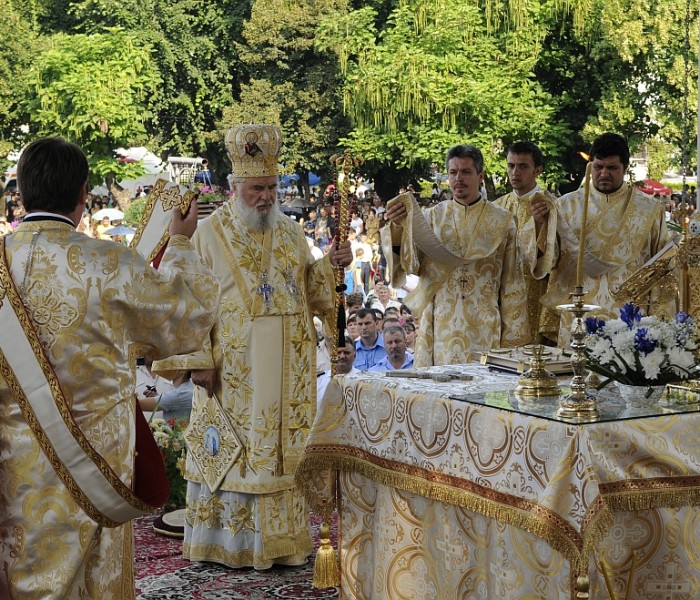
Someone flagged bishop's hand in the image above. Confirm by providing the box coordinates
[192,368,216,398]
[328,240,353,268]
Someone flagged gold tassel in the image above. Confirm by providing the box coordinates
[312,522,339,588]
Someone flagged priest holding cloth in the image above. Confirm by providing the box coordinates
[154,123,352,570]
[0,137,220,599]
[383,143,528,367]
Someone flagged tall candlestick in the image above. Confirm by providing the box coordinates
[576,161,592,288]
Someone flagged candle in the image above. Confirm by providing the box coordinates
[576,161,592,288]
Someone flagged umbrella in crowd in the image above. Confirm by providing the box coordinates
[105,225,135,236]
[92,208,125,221]
[634,179,673,196]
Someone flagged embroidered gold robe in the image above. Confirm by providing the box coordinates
[0,221,219,600]
[541,185,674,344]
[496,188,558,343]
[156,203,336,569]
[385,199,529,367]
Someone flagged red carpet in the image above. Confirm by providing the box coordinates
[134,514,339,599]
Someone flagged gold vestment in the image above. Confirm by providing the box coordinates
[0,221,219,599]
[385,199,529,367]
[541,185,673,344]
[496,188,558,342]
[157,203,336,568]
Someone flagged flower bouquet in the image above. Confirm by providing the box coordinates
[585,303,700,401]
[149,417,188,509]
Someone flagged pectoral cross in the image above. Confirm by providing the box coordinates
[257,271,274,312]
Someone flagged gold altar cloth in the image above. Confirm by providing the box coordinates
[296,365,700,598]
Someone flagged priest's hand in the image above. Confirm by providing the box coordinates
[192,368,216,397]
[328,240,353,268]
[169,200,199,239]
[530,195,550,225]
[385,198,407,223]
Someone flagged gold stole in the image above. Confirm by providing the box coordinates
[0,237,167,527]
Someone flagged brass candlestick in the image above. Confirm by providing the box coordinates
[515,345,561,397]
[556,286,601,422]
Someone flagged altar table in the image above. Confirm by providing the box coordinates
[295,365,700,599]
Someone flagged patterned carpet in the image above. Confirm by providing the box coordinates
[134,514,339,599]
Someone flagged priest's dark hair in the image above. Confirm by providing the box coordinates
[589,133,630,169]
[445,144,484,174]
[507,141,544,168]
[17,137,89,214]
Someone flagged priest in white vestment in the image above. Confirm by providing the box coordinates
[541,133,675,345]
[0,137,220,599]
[495,141,558,343]
[383,144,529,367]
[154,124,352,570]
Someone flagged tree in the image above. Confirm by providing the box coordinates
[0,7,37,165]
[23,28,160,208]
[216,0,352,194]
[580,0,698,174]
[317,0,571,196]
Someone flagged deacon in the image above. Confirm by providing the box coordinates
[383,143,528,366]
[541,132,673,344]
[496,141,558,343]
[0,137,220,599]
[156,124,352,570]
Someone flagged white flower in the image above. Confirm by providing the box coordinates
[153,431,170,448]
[667,347,696,376]
[590,337,614,363]
[639,349,664,380]
[610,330,635,355]
[587,307,700,385]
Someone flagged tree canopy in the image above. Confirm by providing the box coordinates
[1,0,697,198]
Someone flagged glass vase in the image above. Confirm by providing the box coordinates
[615,382,666,409]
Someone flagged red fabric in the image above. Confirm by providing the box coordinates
[151,243,168,269]
[134,401,170,508]
[634,179,673,196]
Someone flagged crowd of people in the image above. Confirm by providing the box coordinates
[0,126,691,599]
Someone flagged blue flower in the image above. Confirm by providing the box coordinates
[634,327,658,355]
[585,317,605,335]
[620,303,642,328]
[676,311,694,326]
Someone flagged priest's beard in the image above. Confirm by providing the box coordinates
[233,194,280,233]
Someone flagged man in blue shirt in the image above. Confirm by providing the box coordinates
[353,307,386,370]
[370,326,414,371]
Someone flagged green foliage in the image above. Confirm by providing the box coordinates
[124,197,147,227]
[318,0,571,187]
[3,0,698,197]
[0,8,37,163]
[217,0,352,183]
[24,28,159,166]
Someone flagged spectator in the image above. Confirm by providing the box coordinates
[369,325,414,371]
[370,284,402,314]
[139,370,194,422]
[353,307,386,371]
[316,336,358,407]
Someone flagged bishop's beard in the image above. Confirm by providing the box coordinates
[233,195,280,233]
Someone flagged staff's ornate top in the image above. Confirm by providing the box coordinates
[225,124,282,178]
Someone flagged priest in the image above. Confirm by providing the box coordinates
[0,137,220,599]
[496,141,558,343]
[383,143,528,367]
[155,123,352,570]
[541,132,674,344]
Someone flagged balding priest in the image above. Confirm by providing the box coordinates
[155,124,352,570]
